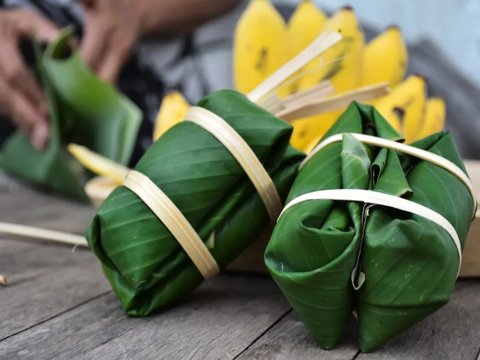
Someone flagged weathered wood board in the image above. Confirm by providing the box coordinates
[0,173,479,359]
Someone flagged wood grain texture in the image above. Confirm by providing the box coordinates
[0,233,109,340]
[0,173,479,359]
[236,312,358,360]
[0,180,107,340]
[0,275,291,360]
[238,282,480,360]
[355,281,480,360]
[0,185,94,232]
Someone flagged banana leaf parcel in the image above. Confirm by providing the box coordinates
[265,102,476,352]
[87,89,304,317]
[0,30,141,199]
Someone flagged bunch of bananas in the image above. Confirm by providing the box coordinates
[232,0,446,152]
[152,0,446,154]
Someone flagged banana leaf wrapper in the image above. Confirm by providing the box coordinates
[87,89,304,316]
[265,102,475,352]
[0,30,141,199]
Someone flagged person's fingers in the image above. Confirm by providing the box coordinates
[80,19,109,73]
[11,93,50,149]
[15,9,60,43]
[78,0,95,10]
[97,32,133,83]
[0,80,49,149]
[0,42,46,113]
[30,121,50,149]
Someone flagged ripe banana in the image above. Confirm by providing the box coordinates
[317,6,365,92]
[374,75,427,142]
[417,98,446,139]
[233,0,288,95]
[362,26,408,87]
[153,92,190,141]
[290,110,339,151]
[287,0,327,94]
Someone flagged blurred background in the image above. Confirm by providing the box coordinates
[156,0,480,158]
[0,0,479,160]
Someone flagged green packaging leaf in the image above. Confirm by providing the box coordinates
[265,102,475,352]
[87,89,304,316]
[0,29,141,199]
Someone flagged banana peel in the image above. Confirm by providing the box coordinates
[153,92,190,141]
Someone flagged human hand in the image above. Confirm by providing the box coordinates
[79,0,141,83]
[0,9,59,149]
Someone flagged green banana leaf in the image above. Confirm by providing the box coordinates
[87,89,304,316]
[265,102,475,352]
[0,29,141,199]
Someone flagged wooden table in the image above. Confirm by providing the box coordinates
[1,174,479,360]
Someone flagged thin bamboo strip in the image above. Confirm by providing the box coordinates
[247,31,342,103]
[277,82,390,121]
[0,222,88,247]
[281,81,334,108]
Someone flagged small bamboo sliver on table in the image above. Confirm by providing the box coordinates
[0,222,88,247]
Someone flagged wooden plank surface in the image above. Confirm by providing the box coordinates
[1,173,480,360]
[0,180,109,341]
[236,313,359,360]
[0,275,291,360]
[0,239,109,340]
[237,282,480,360]
[355,281,480,360]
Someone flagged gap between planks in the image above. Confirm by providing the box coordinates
[232,309,293,360]
[0,291,111,343]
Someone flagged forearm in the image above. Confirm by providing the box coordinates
[138,0,241,36]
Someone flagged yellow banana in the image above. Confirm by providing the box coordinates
[287,0,327,94]
[153,92,190,141]
[374,75,427,142]
[417,98,446,139]
[317,7,365,92]
[233,0,288,94]
[362,26,408,87]
[290,111,339,151]
[305,134,325,154]
[287,7,364,151]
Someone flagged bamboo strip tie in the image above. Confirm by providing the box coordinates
[123,170,220,279]
[247,31,342,103]
[302,133,477,215]
[277,82,390,122]
[281,189,464,277]
[185,106,282,221]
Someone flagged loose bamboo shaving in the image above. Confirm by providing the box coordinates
[277,82,390,121]
[68,144,129,185]
[281,189,463,277]
[259,81,334,115]
[247,31,342,103]
[258,80,335,114]
[257,94,284,114]
[0,222,88,247]
[0,274,8,286]
[303,133,477,215]
[123,170,220,279]
[185,106,282,221]
[281,81,334,108]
